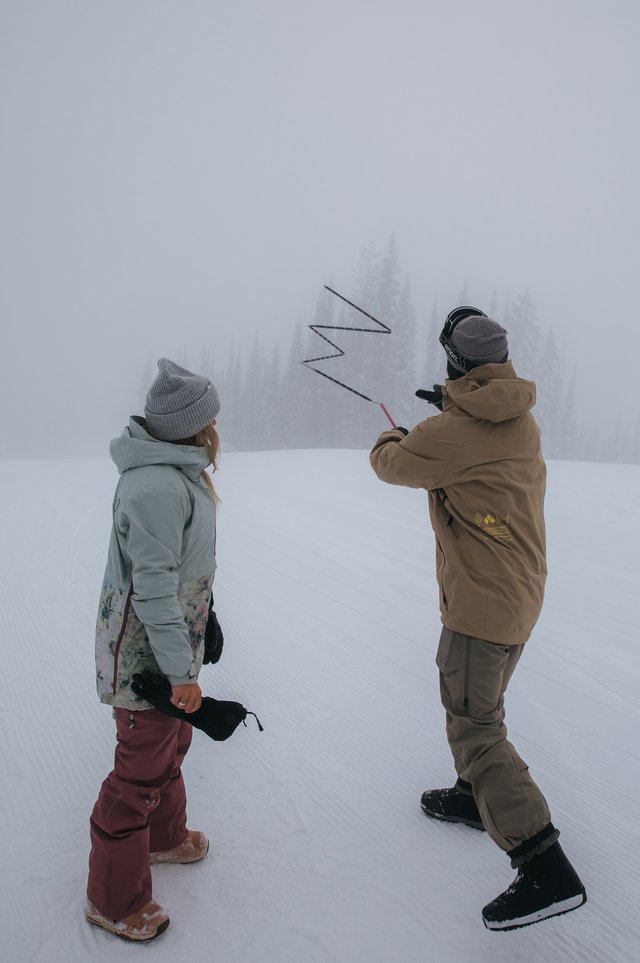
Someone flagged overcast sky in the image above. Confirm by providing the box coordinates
[1,0,638,456]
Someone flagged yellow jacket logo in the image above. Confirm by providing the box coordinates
[474,511,513,545]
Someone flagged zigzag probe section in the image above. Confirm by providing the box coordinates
[301,285,393,407]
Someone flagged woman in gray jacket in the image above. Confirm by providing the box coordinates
[86,359,220,942]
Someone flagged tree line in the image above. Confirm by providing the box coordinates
[143,236,639,464]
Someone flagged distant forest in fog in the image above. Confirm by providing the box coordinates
[141,237,639,464]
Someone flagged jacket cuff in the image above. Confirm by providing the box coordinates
[371,428,406,450]
[166,665,198,686]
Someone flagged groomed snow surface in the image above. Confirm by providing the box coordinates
[2,450,639,962]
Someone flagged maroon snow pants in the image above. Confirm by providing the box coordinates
[87,707,193,920]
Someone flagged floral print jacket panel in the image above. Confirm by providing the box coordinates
[96,574,212,711]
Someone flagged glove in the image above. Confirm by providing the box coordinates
[131,671,263,741]
[415,385,444,411]
[203,595,224,665]
[394,426,409,436]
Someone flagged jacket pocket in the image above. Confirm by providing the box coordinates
[436,630,472,716]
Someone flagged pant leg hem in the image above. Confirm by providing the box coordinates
[455,777,474,796]
[508,823,560,868]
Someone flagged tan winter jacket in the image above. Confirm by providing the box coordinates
[370,362,547,645]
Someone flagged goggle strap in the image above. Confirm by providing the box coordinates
[440,305,489,373]
[439,330,474,372]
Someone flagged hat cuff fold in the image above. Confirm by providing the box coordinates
[146,387,220,441]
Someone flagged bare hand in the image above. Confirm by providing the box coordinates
[171,683,202,714]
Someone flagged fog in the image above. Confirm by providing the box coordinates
[1,0,638,458]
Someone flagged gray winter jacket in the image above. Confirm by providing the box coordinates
[95,417,216,710]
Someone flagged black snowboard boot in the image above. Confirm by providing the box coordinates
[420,779,485,831]
[482,841,587,931]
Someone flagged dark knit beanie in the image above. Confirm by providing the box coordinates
[144,358,220,441]
[448,316,508,372]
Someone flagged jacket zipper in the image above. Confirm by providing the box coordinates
[435,537,448,609]
[463,636,472,714]
[112,585,134,694]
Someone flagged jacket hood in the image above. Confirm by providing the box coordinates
[444,361,536,423]
[110,416,211,481]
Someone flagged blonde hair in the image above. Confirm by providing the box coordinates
[176,422,221,503]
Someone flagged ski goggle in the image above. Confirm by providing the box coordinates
[439,304,488,372]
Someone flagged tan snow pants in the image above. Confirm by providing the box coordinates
[436,627,557,861]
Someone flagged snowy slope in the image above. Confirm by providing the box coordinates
[1,450,638,963]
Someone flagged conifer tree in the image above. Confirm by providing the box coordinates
[311,286,348,447]
[332,303,361,447]
[140,353,154,413]
[421,298,442,393]
[385,275,417,428]
[631,415,640,464]
[351,242,384,429]
[370,235,401,419]
[280,320,312,448]
[222,339,244,449]
[200,345,213,380]
[536,330,563,456]
[556,369,579,460]
[243,335,269,450]
[263,345,281,449]
[353,242,381,307]
[509,291,542,381]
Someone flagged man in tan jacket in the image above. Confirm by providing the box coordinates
[370,307,586,931]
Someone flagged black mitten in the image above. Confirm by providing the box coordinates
[203,594,224,665]
[131,671,263,741]
[415,385,444,411]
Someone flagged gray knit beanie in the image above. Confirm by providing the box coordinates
[144,358,221,441]
[448,316,509,372]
